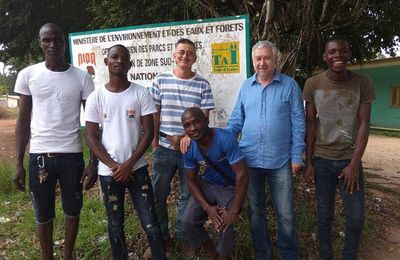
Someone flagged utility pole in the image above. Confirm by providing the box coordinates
[3,64,7,99]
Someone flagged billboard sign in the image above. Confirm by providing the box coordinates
[69,15,250,126]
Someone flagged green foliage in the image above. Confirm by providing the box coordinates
[0,189,109,259]
[370,129,400,138]
[0,158,16,195]
[0,193,40,259]
[0,158,383,260]
[297,202,316,232]
[234,211,253,259]
[181,0,400,76]
[0,106,18,119]
[0,158,38,259]
[1,0,399,75]
[0,137,392,259]
[0,84,5,96]
[72,196,110,259]
[0,0,91,69]
[0,72,16,95]
[80,128,90,162]
[87,0,186,29]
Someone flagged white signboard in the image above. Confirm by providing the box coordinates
[69,15,250,126]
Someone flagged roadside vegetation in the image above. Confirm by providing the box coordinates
[0,155,375,259]
[370,128,400,138]
[0,107,18,119]
[0,129,398,259]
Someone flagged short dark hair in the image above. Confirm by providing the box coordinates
[324,36,349,48]
[107,44,130,59]
[175,38,196,49]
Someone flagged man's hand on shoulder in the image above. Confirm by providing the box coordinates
[180,135,191,154]
[81,162,98,190]
[339,162,360,194]
[13,165,26,191]
[168,134,186,152]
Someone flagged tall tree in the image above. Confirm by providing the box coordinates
[0,73,16,95]
[0,0,399,77]
[87,0,186,29]
[0,0,91,71]
[183,0,400,76]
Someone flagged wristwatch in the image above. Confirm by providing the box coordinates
[89,159,99,166]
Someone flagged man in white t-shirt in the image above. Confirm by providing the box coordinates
[85,44,166,260]
[13,23,97,260]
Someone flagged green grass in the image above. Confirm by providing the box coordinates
[0,106,18,119]
[0,192,110,259]
[80,128,90,162]
[370,128,400,138]
[0,150,385,259]
[0,158,16,195]
[0,155,163,259]
[362,212,375,237]
[8,107,19,118]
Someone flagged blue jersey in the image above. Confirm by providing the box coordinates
[184,128,244,187]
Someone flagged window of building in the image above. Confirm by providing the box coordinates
[391,85,400,107]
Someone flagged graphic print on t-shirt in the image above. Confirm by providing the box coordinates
[315,88,359,146]
[127,109,136,119]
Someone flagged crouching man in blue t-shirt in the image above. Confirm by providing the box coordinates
[181,107,248,260]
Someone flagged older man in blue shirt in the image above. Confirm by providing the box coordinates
[227,40,305,260]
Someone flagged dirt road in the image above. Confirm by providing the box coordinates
[363,135,400,192]
[359,135,400,259]
[0,119,16,163]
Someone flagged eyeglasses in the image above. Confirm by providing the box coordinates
[175,50,196,57]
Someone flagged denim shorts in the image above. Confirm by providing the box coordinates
[29,153,84,224]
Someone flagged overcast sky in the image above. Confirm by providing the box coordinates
[0,62,11,75]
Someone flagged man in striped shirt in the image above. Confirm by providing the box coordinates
[149,38,215,253]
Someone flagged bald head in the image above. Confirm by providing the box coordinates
[181,107,207,123]
[39,23,64,38]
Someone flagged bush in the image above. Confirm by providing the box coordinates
[0,106,11,119]
[0,106,17,119]
[0,158,15,195]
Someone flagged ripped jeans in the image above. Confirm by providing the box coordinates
[100,166,166,260]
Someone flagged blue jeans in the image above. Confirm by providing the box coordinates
[247,161,298,260]
[151,146,189,240]
[100,166,166,260]
[29,153,84,224]
[314,157,365,260]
